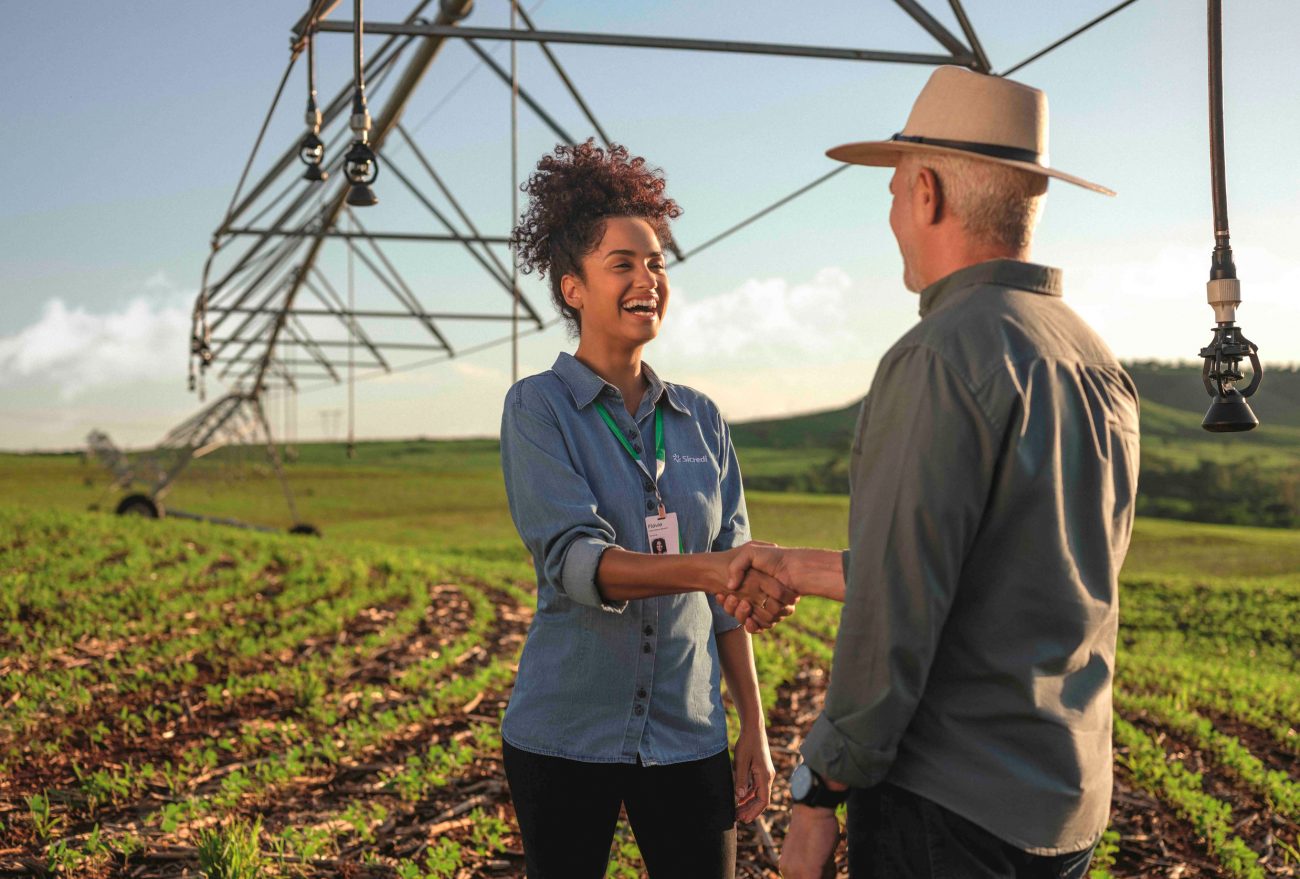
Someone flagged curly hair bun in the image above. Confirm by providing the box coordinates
[512,139,681,333]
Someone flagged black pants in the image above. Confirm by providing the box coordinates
[846,783,1096,879]
[503,741,737,879]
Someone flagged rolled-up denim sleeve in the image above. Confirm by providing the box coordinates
[801,345,997,787]
[500,381,626,613]
[709,408,748,634]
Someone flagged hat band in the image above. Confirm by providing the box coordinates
[890,133,1043,166]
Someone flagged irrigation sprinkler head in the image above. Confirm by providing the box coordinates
[344,139,379,206]
[1198,321,1262,433]
[298,132,328,182]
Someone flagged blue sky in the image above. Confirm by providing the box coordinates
[2,0,1298,450]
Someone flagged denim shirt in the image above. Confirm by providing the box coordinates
[499,352,747,765]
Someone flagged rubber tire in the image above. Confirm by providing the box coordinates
[115,494,161,518]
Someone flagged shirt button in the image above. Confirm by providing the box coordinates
[646,501,656,512]
[643,625,653,636]
[637,688,648,699]
[634,704,645,716]
[643,479,655,491]
[632,443,642,453]
[643,643,652,654]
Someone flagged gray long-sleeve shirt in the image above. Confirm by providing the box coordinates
[801,259,1140,855]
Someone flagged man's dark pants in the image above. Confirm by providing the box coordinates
[846,784,1096,879]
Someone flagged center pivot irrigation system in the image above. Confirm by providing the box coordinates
[88,0,1263,534]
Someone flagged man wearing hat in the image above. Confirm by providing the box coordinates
[721,66,1140,877]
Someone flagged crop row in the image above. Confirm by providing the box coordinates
[1114,716,1265,878]
[1116,689,1300,821]
[1118,649,1300,756]
[1,558,426,752]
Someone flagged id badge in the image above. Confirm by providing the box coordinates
[645,512,681,555]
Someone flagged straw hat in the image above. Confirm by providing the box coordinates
[827,66,1113,196]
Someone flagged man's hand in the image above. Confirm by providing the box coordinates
[716,546,797,631]
[720,543,847,624]
[732,724,775,823]
[779,804,840,879]
[719,542,796,631]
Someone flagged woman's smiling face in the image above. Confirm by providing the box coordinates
[561,216,669,347]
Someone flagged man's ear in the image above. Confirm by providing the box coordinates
[914,166,943,226]
[560,273,583,312]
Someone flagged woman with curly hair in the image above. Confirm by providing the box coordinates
[499,140,792,879]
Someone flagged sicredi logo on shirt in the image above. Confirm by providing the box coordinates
[671,453,709,464]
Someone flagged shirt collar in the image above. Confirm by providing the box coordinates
[918,258,1062,318]
[551,352,690,415]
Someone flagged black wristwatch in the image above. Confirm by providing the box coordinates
[789,763,849,809]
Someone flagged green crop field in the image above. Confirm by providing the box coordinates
[1,438,1298,878]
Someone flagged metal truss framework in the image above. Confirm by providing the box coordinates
[189,0,1140,400]
[94,0,1142,530]
[87,392,303,528]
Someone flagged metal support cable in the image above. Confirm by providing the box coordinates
[251,395,302,522]
[207,234,312,336]
[303,270,391,370]
[218,52,303,237]
[285,315,342,382]
[998,0,1141,77]
[946,0,990,73]
[673,165,850,263]
[505,6,687,262]
[346,211,456,352]
[511,0,520,383]
[347,211,356,457]
[393,125,518,286]
[400,0,549,142]
[515,4,611,146]
[384,156,544,325]
[890,0,976,63]
[463,38,576,144]
[218,309,284,379]
[293,317,565,397]
[194,50,302,395]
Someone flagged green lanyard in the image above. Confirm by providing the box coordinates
[594,400,665,483]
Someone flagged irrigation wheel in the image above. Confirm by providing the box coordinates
[114,494,161,518]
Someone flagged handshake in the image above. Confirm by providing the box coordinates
[715,542,846,634]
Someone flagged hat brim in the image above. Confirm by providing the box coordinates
[826,140,1115,196]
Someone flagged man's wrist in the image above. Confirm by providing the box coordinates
[791,802,841,818]
[789,548,846,600]
[790,763,850,808]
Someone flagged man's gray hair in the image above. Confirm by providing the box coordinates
[901,153,1048,251]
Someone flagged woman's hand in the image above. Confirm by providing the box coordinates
[717,546,797,632]
[732,723,775,823]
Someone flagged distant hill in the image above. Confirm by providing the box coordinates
[734,362,1300,450]
[732,362,1300,527]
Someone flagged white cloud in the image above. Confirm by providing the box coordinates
[657,267,859,364]
[0,294,191,399]
[1070,243,1300,363]
[451,360,510,382]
